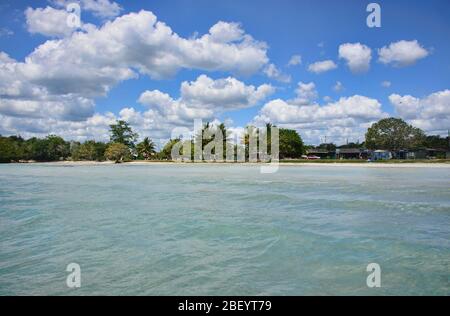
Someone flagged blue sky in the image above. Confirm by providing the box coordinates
[0,0,449,145]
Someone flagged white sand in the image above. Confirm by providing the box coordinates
[28,160,450,168]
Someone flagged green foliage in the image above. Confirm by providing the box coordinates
[194,122,232,160]
[365,118,426,151]
[71,140,107,161]
[422,135,449,150]
[158,138,193,160]
[279,128,305,159]
[105,143,131,163]
[136,137,156,160]
[242,124,305,160]
[16,135,70,162]
[109,120,138,148]
[0,136,25,162]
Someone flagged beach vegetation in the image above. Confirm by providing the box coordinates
[365,118,426,151]
[136,137,156,160]
[104,142,131,163]
[109,120,139,149]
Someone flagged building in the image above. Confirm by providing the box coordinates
[405,149,427,160]
[306,149,335,159]
[393,148,446,160]
[371,150,392,160]
[336,148,362,159]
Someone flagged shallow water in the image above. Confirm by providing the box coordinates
[0,164,449,295]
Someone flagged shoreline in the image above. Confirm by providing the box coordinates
[5,160,450,168]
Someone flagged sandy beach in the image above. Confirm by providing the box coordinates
[17,160,450,168]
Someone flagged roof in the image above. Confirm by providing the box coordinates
[336,148,361,154]
[307,149,332,154]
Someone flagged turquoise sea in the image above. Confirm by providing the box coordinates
[0,164,449,295]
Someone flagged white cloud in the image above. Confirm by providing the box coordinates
[253,95,387,144]
[338,42,372,73]
[289,82,318,105]
[263,63,291,83]
[389,90,450,134]
[378,40,429,67]
[180,74,274,110]
[81,0,122,19]
[134,75,274,139]
[51,0,122,19]
[138,75,273,118]
[288,54,302,66]
[1,10,269,125]
[381,81,391,88]
[308,60,337,74]
[208,21,244,42]
[25,6,80,38]
[333,81,344,92]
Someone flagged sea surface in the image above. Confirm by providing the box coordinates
[0,164,449,295]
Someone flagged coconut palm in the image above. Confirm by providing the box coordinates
[136,137,156,160]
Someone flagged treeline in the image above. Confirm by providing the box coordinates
[0,118,448,163]
[0,120,305,163]
[160,122,305,161]
[0,121,147,163]
[308,118,449,153]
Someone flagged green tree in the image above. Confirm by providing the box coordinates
[21,135,69,161]
[105,143,131,163]
[279,128,305,159]
[159,138,193,160]
[242,125,305,160]
[72,140,107,161]
[159,139,177,160]
[365,118,426,151]
[0,136,24,162]
[194,122,231,160]
[423,135,449,150]
[45,135,70,161]
[109,120,138,148]
[136,137,156,160]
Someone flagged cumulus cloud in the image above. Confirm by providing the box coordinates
[338,42,372,73]
[308,60,337,74]
[180,75,274,110]
[1,10,269,126]
[51,0,122,19]
[378,40,429,67]
[139,75,273,121]
[288,54,302,66]
[263,63,291,83]
[253,95,387,144]
[389,90,450,134]
[25,6,81,38]
[289,82,318,105]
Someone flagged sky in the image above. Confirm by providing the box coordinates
[0,0,449,146]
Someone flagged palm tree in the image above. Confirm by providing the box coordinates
[136,137,156,160]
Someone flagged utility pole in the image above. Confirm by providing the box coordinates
[322,135,330,144]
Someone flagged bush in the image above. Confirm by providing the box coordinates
[105,143,131,163]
